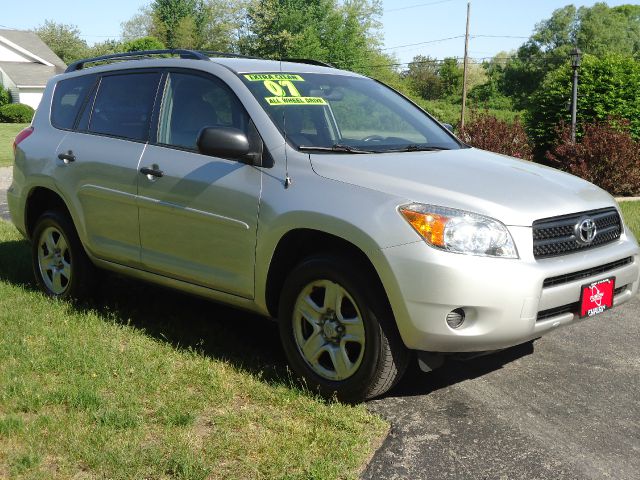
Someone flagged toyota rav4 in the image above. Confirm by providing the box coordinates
[8,50,640,402]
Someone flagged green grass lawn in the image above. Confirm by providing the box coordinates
[620,201,640,239]
[0,123,29,168]
[0,221,387,479]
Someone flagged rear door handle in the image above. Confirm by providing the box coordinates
[140,167,164,178]
[57,151,76,163]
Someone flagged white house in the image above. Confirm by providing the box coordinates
[0,29,66,110]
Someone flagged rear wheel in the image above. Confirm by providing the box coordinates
[279,254,409,403]
[32,211,95,300]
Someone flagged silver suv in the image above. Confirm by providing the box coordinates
[8,50,640,402]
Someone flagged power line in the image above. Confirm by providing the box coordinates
[346,53,530,70]
[384,0,455,13]
[79,34,122,38]
[473,34,529,39]
[382,35,465,51]
[383,33,530,51]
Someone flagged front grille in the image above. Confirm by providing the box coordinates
[614,284,628,296]
[542,257,633,288]
[533,208,621,259]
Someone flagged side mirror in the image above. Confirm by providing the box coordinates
[197,126,255,164]
[442,123,454,133]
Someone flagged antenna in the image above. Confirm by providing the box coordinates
[277,32,292,189]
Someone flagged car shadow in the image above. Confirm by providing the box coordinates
[0,235,290,385]
[0,236,534,400]
[386,341,535,399]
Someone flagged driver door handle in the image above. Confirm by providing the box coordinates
[57,151,76,163]
[140,167,164,178]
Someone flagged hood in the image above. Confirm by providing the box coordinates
[310,147,615,226]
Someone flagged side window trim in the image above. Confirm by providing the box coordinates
[73,76,100,131]
[148,71,168,145]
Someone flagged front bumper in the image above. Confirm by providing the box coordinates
[379,225,640,352]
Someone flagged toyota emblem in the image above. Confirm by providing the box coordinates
[575,217,597,244]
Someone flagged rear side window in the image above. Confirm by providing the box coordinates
[51,75,95,130]
[89,73,161,142]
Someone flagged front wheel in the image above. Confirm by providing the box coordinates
[278,254,409,403]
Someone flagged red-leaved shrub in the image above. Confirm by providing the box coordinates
[458,112,533,160]
[545,119,640,196]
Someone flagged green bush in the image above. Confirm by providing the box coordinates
[122,36,165,52]
[412,98,524,127]
[528,53,640,151]
[0,85,10,107]
[0,103,34,123]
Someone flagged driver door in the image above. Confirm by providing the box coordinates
[137,71,261,298]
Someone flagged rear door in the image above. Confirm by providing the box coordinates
[55,71,161,266]
[137,70,261,298]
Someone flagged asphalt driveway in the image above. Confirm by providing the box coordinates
[0,167,10,221]
[363,294,640,479]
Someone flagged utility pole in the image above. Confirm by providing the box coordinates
[460,1,471,130]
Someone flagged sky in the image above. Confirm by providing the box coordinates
[0,0,634,65]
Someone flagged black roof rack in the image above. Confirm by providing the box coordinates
[64,49,338,74]
[199,50,263,60]
[65,49,211,73]
[281,58,336,68]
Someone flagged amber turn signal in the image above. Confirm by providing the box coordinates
[399,207,449,247]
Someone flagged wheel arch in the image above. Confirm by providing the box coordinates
[264,228,392,319]
[24,186,74,239]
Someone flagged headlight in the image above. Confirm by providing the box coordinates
[399,203,518,258]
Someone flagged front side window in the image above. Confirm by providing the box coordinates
[157,72,248,150]
[89,73,161,141]
[51,75,96,130]
[240,72,461,152]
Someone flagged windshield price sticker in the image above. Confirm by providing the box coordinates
[245,73,328,106]
[265,97,327,106]
[244,73,304,82]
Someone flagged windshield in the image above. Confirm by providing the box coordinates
[239,72,462,152]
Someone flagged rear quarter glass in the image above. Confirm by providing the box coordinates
[51,75,97,130]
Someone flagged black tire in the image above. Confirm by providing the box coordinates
[278,254,409,403]
[31,210,96,300]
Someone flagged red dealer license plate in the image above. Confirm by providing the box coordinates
[580,277,615,318]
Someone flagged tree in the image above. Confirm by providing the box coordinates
[86,39,123,57]
[498,3,640,108]
[528,53,640,151]
[439,57,463,98]
[238,0,385,75]
[122,1,242,51]
[122,36,166,52]
[34,20,88,64]
[121,6,155,41]
[197,0,245,51]
[149,0,212,49]
[404,56,443,100]
[468,52,514,110]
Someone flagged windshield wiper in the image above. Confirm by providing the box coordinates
[383,145,450,153]
[298,144,377,154]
